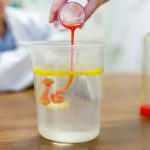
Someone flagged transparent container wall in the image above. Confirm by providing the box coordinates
[31,41,104,71]
[141,33,150,116]
[30,41,104,143]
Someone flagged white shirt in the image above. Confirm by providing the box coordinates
[0,7,62,91]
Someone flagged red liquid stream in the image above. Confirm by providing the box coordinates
[63,24,80,70]
[50,24,80,102]
[40,24,80,105]
[63,23,80,45]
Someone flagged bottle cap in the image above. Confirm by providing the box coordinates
[140,104,150,116]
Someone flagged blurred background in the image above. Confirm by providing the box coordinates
[8,0,150,74]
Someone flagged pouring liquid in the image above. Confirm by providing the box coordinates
[35,3,102,143]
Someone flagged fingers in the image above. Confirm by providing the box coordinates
[85,0,108,21]
[49,0,68,22]
[49,0,108,25]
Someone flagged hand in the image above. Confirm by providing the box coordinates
[49,0,108,23]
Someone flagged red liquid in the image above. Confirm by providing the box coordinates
[47,24,80,103]
[63,24,80,45]
[140,104,150,116]
[40,24,81,105]
[63,24,80,70]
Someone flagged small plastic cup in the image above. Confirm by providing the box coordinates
[30,41,104,143]
[55,2,86,30]
[59,2,86,27]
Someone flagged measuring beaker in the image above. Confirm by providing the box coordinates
[30,41,104,143]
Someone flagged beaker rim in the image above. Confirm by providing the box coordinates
[26,41,105,48]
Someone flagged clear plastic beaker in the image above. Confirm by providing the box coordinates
[30,41,104,143]
[140,33,150,116]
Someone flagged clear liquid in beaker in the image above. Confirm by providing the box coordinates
[34,68,102,143]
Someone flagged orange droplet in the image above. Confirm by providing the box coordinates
[40,79,54,105]
[40,98,50,105]
[42,79,54,87]
[51,93,64,103]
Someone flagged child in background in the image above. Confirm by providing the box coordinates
[0,0,61,91]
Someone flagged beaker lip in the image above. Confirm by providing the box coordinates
[26,40,105,48]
